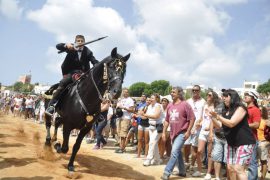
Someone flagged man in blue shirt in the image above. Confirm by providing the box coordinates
[136,94,147,111]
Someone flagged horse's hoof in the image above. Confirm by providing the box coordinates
[61,147,69,154]
[45,138,51,146]
[54,142,61,153]
[68,165,75,172]
[45,141,51,146]
[56,147,62,153]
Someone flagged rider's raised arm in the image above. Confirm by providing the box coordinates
[56,43,74,52]
[56,43,67,51]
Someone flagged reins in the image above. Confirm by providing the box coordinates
[74,62,108,119]
[73,57,124,120]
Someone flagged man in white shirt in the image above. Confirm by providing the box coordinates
[115,88,134,153]
[184,85,205,171]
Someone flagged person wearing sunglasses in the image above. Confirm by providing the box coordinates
[184,85,205,172]
[192,90,219,179]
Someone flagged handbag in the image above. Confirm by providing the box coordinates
[156,124,163,133]
[140,118,150,127]
[115,108,123,118]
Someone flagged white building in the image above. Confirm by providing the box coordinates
[243,81,259,90]
[33,84,51,95]
[1,90,11,97]
[232,80,260,97]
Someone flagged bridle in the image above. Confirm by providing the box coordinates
[91,57,126,101]
[74,56,126,122]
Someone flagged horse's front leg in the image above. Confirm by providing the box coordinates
[60,124,71,154]
[67,122,92,172]
[51,117,63,142]
[44,114,52,146]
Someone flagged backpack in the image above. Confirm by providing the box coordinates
[264,125,270,141]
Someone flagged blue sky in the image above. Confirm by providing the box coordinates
[0,0,269,89]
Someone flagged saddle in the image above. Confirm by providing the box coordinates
[44,73,86,108]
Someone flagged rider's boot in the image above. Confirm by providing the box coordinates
[45,87,62,116]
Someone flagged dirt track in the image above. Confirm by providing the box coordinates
[2,113,268,180]
[0,113,171,180]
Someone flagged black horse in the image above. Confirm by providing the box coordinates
[44,47,130,172]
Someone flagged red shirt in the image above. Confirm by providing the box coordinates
[247,105,261,140]
[166,101,195,141]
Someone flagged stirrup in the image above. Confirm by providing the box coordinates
[45,106,55,116]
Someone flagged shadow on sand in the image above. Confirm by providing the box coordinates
[0,142,25,148]
[1,176,53,180]
[66,154,156,180]
[0,157,37,170]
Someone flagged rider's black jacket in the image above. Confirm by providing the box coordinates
[56,43,99,76]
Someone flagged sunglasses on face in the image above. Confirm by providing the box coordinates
[192,89,200,92]
[207,94,212,97]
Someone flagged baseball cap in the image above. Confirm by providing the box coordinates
[244,91,259,100]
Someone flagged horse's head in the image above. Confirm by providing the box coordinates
[105,47,130,100]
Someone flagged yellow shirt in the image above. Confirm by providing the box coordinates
[257,119,267,141]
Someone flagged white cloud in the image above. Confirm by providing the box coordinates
[27,0,136,59]
[203,0,248,5]
[0,0,23,20]
[133,0,239,86]
[45,46,64,74]
[256,45,270,64]
[227,41,255,60]
[26,0,248,87]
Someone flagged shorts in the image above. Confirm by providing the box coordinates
[110,117,117,129]
[117,118,131,138]
[257,141,270,161]
[138,125,149,131]
[211,136,227,163]
[198,130,209,142]
[128,126,138,134]
[184,133,199,147]
[227,144,255,166]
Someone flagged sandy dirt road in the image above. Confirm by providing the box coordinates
[0,113,171,180]
[0,113,268,180]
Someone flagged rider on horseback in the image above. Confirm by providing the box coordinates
[45,35,99,116]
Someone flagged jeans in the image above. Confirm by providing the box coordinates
[95,120,107,147]
[248,141,258,180]
[164,132,186,176]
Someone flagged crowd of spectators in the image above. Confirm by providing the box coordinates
[1,85,270,180]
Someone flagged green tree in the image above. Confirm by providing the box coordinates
[129,82,149,97]
[150,80,170,95]
[143,86,153,97]
[185,90,192,100]
[164,85,172,95]
[13,82,24,92]
[257,79,270,94]
[128,80,171,97]
[10,82,35,94]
